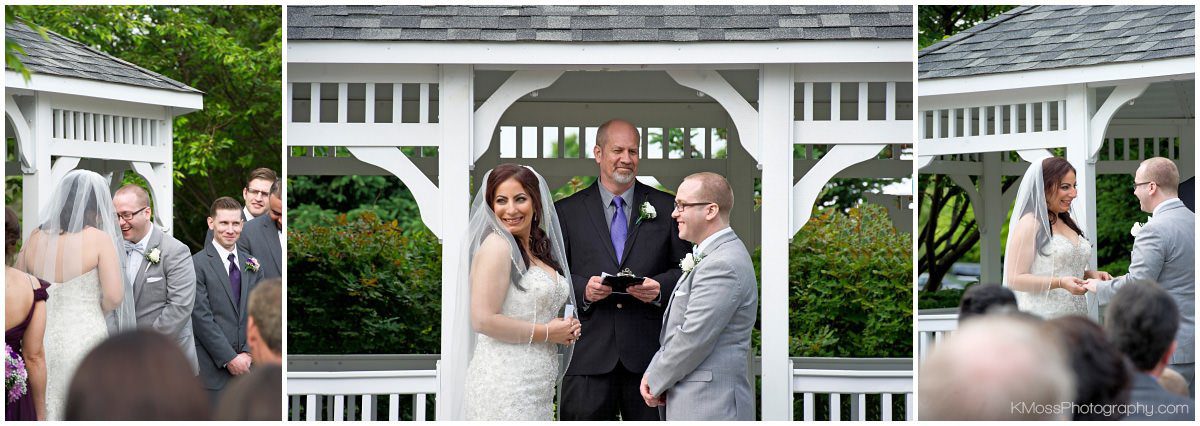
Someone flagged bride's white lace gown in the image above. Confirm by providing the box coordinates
[42,270,109,421]
[1016,235,1092,319]
[464,267,570,420]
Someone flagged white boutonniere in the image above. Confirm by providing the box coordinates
[1130,216,1150,237]
[680,252,703,274]
[637,201,656,225]
[145,247,162,265]
[245,256,261,272]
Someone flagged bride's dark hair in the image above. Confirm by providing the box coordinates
[44,173,102,234]
[1039,157,1085,253]
[485,163,563,289]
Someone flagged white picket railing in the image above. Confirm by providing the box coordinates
[917,309,959,363]
[790,358,913,421]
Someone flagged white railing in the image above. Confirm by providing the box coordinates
[288,356,912,421]
[917,309,959,363]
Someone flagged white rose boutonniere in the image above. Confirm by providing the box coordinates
[680,252,704,275]
[1130,216,1150,237]
[145,247,162,265]
[637,201,656,225]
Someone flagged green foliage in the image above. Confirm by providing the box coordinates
[289,175,427,233]
[918,287,967,310]
[918,5,1017,49]
[6,5,282,250]
[785,204,913,357]
[1095,174,1141,275]
[287,212,442,354]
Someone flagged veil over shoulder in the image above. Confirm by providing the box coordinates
[443,165,577,420]
[17,169,136,334]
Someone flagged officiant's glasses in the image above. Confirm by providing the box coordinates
[674,201,713,212]
[116,206,149,221]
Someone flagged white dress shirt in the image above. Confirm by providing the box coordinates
[212,238,238,277]
[125,226,155,286]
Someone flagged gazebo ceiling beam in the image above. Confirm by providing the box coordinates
[473,70,564,164]
[1089,83,1150,158]
[919,56,1193,97]
[6,95,35,172]
[666,69,760,164]
[5,70,202,112]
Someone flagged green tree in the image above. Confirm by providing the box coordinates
[918,5,1017,49]
[6,5,282,250]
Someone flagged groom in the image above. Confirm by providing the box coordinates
[641,172,757,420]
[556,119,691,420]
[1086,157,1195,396]
[113,185,198,373]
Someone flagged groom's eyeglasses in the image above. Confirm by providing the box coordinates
[116,207,149,221]
[674,201,713,212]
[1133,181,1155,189]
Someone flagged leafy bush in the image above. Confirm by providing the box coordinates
[918,287,967,310]
[1095,173,1141,275]
[287,212,441,354]
[786,204,913,357]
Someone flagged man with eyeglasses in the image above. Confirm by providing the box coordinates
[237,179,283,279]
[1086,156,1195,397]
[555,119,691,421]
[206,168,277,248]
[113,184,199,373]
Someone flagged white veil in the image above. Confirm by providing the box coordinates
[16,169,136,334]
[1002,156,1098,318]
[443,165,577,420]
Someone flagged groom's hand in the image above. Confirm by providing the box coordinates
[628,278,661,303]
[1083,279,1100,293]
[585,276,612,302]
[640,374,663,407]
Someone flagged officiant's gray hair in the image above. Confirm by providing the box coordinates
[1141,157,1180,195]
[685,172,733,221]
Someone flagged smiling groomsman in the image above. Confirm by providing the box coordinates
[237,179,283,279]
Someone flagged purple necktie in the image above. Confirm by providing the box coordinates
[228,253,242,306]
[611,197,627,264]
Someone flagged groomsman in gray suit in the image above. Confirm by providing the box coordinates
[1087,157,1195,396]
[113,185,198,372]
[641,172,757,420]
[193,197,260,401]
[237,179,282,279]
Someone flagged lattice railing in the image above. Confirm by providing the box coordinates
[496,126,729,160]
[51,109,164,146]
[921,101,1065,140]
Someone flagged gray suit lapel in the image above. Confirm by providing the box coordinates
[237,250,257,315]
[661,231,739,338]
[133,226,164,302]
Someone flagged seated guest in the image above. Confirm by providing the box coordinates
[215,364,281,421]
[958,283,1018,323]
[919,314,1072,420]
[247,278,282,365]
[1105,283,1194,420]
[65,330,208,420]
[1044,316,1131,420]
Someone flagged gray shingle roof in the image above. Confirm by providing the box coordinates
[919,5,1195,80]
[288,5,912,42]
[6,21,200,93]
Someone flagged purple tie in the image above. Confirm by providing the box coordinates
[611,197,627,264]
[228,253,242,307]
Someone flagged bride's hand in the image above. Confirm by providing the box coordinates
[545,317,582,345]
[1059,277,1088,295]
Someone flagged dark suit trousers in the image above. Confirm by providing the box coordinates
[561,361,660,421]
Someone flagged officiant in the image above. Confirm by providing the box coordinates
[555,119,690,420]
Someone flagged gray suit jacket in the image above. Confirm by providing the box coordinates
[236,214,282,280]
[645,230,757,421]
[133,225,198,373]
[1096,198,1194,365]
[191,241,259,391]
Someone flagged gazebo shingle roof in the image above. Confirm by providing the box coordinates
[288,5,912,42]
[6,21,200,93]
[919,5,1195,80]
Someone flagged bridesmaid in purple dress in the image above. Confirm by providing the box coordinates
[7,207,48,421]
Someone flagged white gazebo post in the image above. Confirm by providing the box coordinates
[757,62,794,419]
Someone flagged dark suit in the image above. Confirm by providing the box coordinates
[555,181,690,420]
[1123,373,1194,420]
[191,241,260,397]
[237,214,282,279]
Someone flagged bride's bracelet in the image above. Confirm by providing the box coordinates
[528,324,535,344]
[544,325,550,343]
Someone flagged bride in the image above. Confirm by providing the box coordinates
[15,170,136,420]
[1003,156,1111,319]
[444,163,581,420]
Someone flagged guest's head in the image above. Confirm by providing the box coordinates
[484,164,561,275]
[6,207,19,266]
[65,330,208,420]
[113,185,154,243]
[958,284,1018,323]
[215,364,282,421]
[268,179,283,231]
[673,172,733,244]
[1134,157,1180,213]
[248,277,282,365]
[919,314,1073,420]
[243,167,277,217]
[1044,316,1131,420]
[1104,282,1179,377]
[594,119,641,190]
[208,197,244,250]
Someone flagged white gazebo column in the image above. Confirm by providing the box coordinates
[758,63,793,420]
[1065,84,1099,269]
[20,95,54,239]
[437,64,473,420]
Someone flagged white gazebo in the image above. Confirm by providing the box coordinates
[5,22,203,236]
[286,5,913,420]
[916,5,1195,357]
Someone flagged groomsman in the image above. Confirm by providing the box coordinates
[205,167,276,246]
[1086,157,1195,396]
[113,185,198,372]
[192,197,260,401]
[237,179,282,279]
[556,119,691,420]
